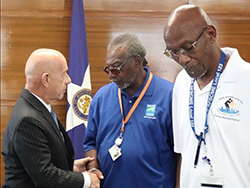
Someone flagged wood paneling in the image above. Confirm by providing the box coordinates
[192,0,250,14]
[1,0,250,186]
[84,0,187,12]
[1,1,72,185]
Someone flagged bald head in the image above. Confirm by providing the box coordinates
[163,5,222,83]
[25,48,66,79]
[25,48,71,104]
[167,5,211,29]
[164,5,212,45]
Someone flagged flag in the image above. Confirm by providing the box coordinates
[66,0,92,159]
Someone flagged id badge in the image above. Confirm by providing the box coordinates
[201,175,223,187]
[108,144,122,161]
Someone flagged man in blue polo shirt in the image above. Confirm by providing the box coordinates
[84,33,177,188]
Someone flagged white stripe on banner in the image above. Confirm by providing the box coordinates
[67,66,91,131]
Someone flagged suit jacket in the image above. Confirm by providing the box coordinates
[2,88,84,188]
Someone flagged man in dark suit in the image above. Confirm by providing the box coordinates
[2,48,103,188]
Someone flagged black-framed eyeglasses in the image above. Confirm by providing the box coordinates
[164,26,209,60]
[103,55,136,75]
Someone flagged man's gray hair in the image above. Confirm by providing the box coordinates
[107,33,146,59]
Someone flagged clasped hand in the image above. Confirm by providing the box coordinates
[73,157,104,188]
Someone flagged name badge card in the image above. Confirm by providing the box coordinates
[109,144,122,161]
[201,175,223,187]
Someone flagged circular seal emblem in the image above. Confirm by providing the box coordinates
[72,89,92,120]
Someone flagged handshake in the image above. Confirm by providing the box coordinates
[73,157,104,188]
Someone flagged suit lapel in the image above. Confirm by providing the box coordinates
[20,88,74,167]
[21,89,61,135]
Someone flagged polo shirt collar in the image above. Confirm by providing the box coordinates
[220,47,243,83]
[120,67,153,99]
[184,47,243,92]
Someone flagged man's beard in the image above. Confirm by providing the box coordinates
[110,72,137,89]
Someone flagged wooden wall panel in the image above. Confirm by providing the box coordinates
[210,18,250,62]
[192,0,250,14]
[1,1,72,185]
[1,0,250,186]
[1,16,71,100]
[84,0,187,12]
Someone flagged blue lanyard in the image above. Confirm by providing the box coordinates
[189,51,226,144]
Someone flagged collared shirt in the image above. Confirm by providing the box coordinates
[173,47,250,187]
[28,91,52,112]
[84,67,176,188]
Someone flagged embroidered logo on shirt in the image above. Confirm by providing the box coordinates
[144,104,156,119]
[214,96,242,122]
[218,96,241,115]
[72,89,92,120]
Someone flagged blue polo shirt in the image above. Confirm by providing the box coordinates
[84,67,176,188]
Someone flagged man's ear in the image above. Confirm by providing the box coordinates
[41,73,50,87]
[134,55,143,66]
[207,25,217,44]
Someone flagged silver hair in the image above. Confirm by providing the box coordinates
[107,33,146,59]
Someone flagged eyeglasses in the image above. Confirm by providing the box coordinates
[164,26,209,60]
[103,55,136,75]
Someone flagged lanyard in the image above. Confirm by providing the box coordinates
[118,72,153,134]
[189,51,226,170]
[189,51,226,143]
